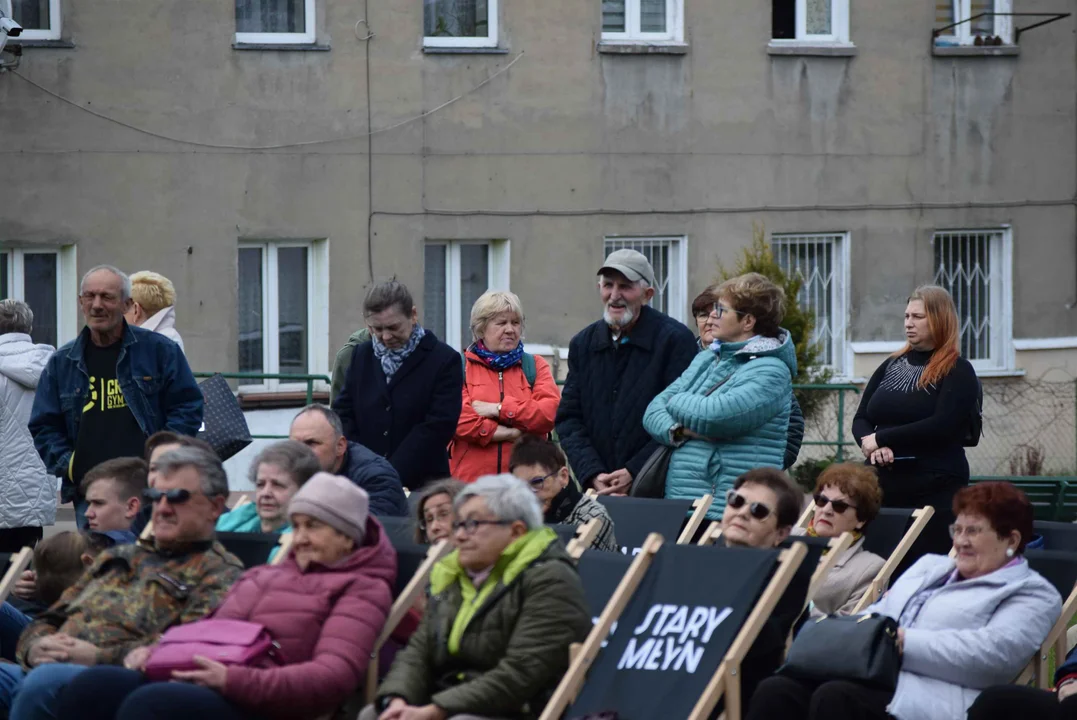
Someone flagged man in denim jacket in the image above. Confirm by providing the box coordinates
[29,265,203,528]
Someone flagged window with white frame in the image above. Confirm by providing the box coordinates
[9,0,62,41]
[602,236,687,323]
[602,0,683,43]
[934,0,1013,45]
[237,240,329,391]
[932,229,1013,370]
[0,246,77,347]
[424,0,498,48]
[772,233,849,375]
[771,0,850,43]
[423,240,510,350]
[235,0,315,45]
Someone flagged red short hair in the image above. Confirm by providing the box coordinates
[953,482,1034,553]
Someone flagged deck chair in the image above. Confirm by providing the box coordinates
[376,515,418,548]
[230,494,252,509]
[565,518,603,560]
[217,532,284,568]
[1033,521,1077,553]
[850,506,935,614]
[549,523,579,548]
[0,548,33,605]
[1016,549,1077,688]
[540,535,806,720]
[364,539,452,702]
[595,495,713,555]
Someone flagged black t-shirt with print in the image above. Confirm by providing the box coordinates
[71,339,148,494]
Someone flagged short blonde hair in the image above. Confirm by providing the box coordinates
[712,272,786,338]
[129,271,176,315]
[470,290,525,341]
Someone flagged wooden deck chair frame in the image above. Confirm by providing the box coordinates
[566,518,602,561]
[850,506,935,614]
[698,521,722,546]
[231,494,252,509]
[677,495,714,544]
[795,501,815,531]
[806,532,854,604]
[0,547,33,605]
[270,532,294,566]
[539,533,665,720]
[364,539,453,703]
[689,542,807,720]
[1015,574,1077,688]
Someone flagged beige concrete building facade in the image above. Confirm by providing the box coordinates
[2,0,1075,473]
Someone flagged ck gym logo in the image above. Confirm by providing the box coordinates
[615,604,733,674]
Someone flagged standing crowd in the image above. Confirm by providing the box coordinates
[0,249,1063,720]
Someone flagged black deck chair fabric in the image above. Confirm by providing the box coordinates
[216,532,280,569]
[595,496,695,555]
[577,549,634,618]
[568,544,781,720]
[392,540,434,597]
[1032,521,1077,553]
[549,524,578,547]
[377,515,419,548]
[1024,549,1077,599]
[861,508,916,560]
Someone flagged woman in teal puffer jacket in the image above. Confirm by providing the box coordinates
[644,273,796,521]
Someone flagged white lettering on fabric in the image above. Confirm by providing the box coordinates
[615,604,732,674]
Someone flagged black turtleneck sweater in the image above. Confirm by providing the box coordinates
[852,349,979,490]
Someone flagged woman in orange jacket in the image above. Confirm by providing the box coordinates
[450,290,561,482]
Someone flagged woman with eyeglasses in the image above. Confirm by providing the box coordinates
[793,462,885,618]
[412,478,465,545]
[57,473,397,720]
[644,273,796,521]
[509,435,617,552]
[362,474,590,720]
[216,441,320,563]
[748,481,1061,720]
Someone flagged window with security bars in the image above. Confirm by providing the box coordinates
[235,0,315,44]
[934,0,1013,44]
[601,0,682,43]
[772,0,850,42]
[771,233,847,374]
[932,230,1010,369]
[10,0,61,40]
[602,237,687,323]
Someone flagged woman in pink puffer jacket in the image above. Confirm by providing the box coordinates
[57,473,397,720]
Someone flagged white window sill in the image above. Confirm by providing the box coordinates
[233,42,329,51]
[973,369,1026,378]
[932,44,1019,57]
[597,41,689,55]
[422,46,509,55]
[767,41,857,57]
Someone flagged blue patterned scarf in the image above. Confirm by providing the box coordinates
[471,340,525,371]
[373,324,425,380]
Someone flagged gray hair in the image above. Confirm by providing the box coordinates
[80,265,132,302]
[469,290,525,342]
[455,473,543,530]
[0,299,33,335]
[293,404,345,441]
[155,446,229,498]
[248,440,321,488]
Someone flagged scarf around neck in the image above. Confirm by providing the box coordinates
[471,340,525,371]
[373,324,425,380]
[544,480,583,525]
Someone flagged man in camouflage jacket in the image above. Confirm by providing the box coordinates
[0,446,242,718]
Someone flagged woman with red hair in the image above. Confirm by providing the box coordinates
[852,285,980,567]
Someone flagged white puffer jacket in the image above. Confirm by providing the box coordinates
[141,306,185,354]
[0,333,57,528]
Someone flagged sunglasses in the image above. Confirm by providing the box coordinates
[525,472,556,490]
[813,493,858,515]
[725,490,773,521]
[143,488,198,505]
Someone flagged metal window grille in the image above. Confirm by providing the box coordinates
[772,234,845,372]
[933,230,1002,363]
[603,237,684,320]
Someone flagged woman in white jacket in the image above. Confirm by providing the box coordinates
[0,300,57,550]
[747,481,1061,720]
[125,271,184,353]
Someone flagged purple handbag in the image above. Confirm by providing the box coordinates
[144,619,282,681]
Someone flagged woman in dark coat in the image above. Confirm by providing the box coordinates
[332,281,463,491]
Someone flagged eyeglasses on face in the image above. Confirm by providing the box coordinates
[813,493,858,515]
[711,303,746,319]
[452,518,513,535]
[144,488,198,505]
[79,292,122,305]
[948,524,987,540]
[421,508,453,529]
[725,490,773,521]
